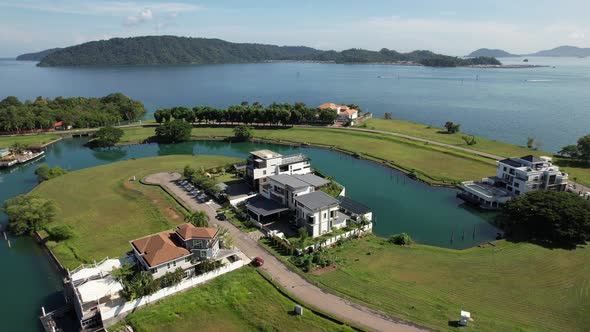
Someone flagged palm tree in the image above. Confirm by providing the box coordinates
[185,211,209,227]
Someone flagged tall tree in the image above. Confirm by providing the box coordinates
[2,195,57,234]
[185,211,210,227]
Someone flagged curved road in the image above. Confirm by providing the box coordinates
[144,172,428,332]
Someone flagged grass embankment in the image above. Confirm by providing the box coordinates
[0,132,61,147]
[112,267,353,332]
[30,155,240,269]
[306,235,590,332]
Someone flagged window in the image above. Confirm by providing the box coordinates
[167,263,170,269]
[151,267,158,273]
[514,182,519,188]
[507,186,512,192]
[503,167,507,171]
[173,261,177,267]
[532,184,538,189]
[515,190,521,195]
[323,212,327,219]
[200,250,207,258]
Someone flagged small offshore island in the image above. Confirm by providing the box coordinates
[1,94,590,332]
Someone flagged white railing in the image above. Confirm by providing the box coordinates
[301,223,373,252]
[101,260,244,327]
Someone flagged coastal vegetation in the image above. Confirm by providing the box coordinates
[112,267,354,332]
[29,155,239,269]
[155,101,337,126]
[88,126,124,147]
[444,121,461,134]
[154,120,192,143]
[305,235,590,331]
[36,35,501,68]
[2,195,57,235]
[559,134,590,163]
[34,164,68,182]
[500,191,590,247]
[0,94,145,133]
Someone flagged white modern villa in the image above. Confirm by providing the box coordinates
[244,149,372,237]
[459,155,568,209]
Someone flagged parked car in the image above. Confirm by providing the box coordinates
[216,212,226,220]
[252,257,264,267]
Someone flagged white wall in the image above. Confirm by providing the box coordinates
[101,260,244,327]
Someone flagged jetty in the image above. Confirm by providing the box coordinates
[0,149,45,168]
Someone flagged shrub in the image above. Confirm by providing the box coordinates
[389,233,413,245]
[48,225,75,241]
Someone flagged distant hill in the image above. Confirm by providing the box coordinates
[36,36,500,67]
[16,48,63,61]
[468,45,590,58]
[529,46,590,57]
[468,48,518,58]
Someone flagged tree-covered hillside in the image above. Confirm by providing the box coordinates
[37,36,500,67]
[0,93,145,133]
[16,48,63,61]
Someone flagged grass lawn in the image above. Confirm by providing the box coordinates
[30,155,240,269]
[306,235,590,332]
[112,267,353,332]
[0,132,62,148]
[357,118,540,158]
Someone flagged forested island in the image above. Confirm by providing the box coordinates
[0,93,145,133]
[16,48,63,61]
[33,36,500,67]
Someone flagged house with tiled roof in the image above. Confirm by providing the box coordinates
[130,223,222,279]
[318,102,359,121]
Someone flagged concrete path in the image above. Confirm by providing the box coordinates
[144,172,428,332]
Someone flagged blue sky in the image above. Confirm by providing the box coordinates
[1,0,589,56]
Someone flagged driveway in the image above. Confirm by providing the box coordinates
[144,172,428,332]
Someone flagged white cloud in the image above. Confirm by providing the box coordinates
[126,8,153,26]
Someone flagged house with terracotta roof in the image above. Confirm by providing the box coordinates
[130,223,221,279]
[317,102,359,121]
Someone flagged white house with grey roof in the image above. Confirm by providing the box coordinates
[294,191,347,237]
[264,173,330,209]
[246,149,311,193]
[459,155,568,209]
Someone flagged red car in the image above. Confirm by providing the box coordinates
[252,256,264,267]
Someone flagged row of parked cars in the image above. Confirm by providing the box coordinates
[177,179,212,204]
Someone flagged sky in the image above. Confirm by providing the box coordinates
[1,0,590,57]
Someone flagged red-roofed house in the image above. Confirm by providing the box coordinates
[130,223,221,279]
[318,103,359,121]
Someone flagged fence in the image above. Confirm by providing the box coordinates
[300,223,373,252]
[101,260,244,327]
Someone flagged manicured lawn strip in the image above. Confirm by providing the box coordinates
[358,118,541,158]
[112,267,353,332]
[0,133,62,148]
[30,155,240,269]
[306,235,590,332]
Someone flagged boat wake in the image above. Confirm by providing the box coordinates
[525,79,554,83]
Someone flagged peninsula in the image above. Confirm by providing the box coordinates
[26,35,501,68]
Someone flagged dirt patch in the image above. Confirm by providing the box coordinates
[165,207,180,220]
[311,263,337,275]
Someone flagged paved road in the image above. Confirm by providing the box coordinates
[144,172,428,332]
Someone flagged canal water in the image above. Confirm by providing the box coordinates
[0,138,498,330]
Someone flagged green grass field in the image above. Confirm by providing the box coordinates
[112,267,353,332]
[358,118,539,158]
[30,155,240,269]
[0,133,62,148]
[307,235,590,332]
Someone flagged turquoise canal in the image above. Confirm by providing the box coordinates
[0,138,498,330]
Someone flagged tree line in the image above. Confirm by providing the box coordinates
[154,101,339,126]
[0,93,146,133]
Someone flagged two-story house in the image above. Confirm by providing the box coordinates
[245,149,311,192]
[294,190,347,237]
[130,223,220,279]
[459,155,568,209]
[264,173,329,209]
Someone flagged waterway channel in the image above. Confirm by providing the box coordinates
[0,138,498,330]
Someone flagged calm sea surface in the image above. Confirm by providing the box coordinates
[0,57,588,330]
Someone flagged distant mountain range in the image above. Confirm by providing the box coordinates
[16,35,500,67]
[468,45,590,58]
[16,48,63,61]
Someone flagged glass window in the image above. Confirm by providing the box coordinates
[200,250,207,257]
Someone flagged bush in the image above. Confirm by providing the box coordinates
[160,268,185,288]
[500,191,590,246]
[155,119,192,143]
[389,233,413,245]
[48,225,75,241]
[2,195,57,235]
[233,125,252,141]
[35,164,68,182]
[444,121,460,134]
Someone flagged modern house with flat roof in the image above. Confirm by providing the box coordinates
[263,173,329,209]
[459,155,568,209]
[246,149,311,192]
[130,223,226,279]
[294,190,347,237]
